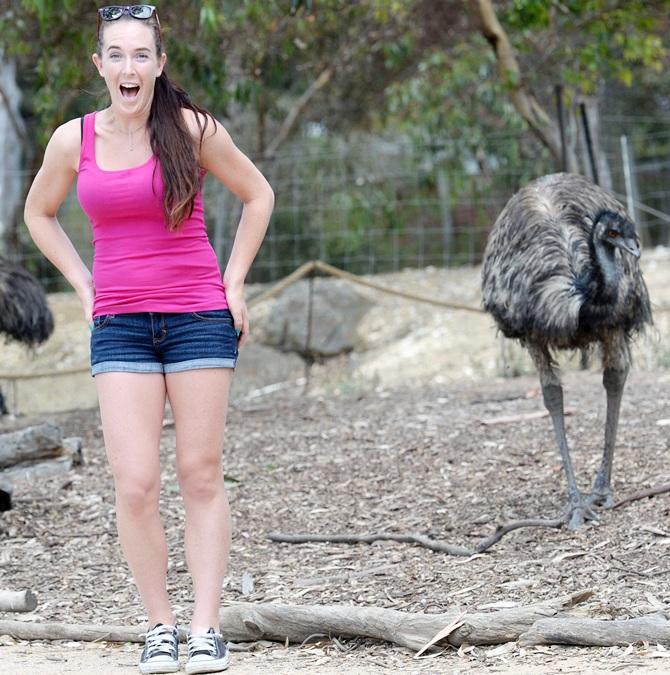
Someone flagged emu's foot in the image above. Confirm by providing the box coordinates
[565,496,600,531]
[586,485,614,509]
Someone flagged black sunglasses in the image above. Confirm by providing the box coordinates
[96,5,161,38]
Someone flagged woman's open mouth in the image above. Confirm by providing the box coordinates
[120,84,140,100]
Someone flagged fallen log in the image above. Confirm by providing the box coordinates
[217,591,591,649]
[0,591,590,650]
[0,590,37,612]
[0,423,63,469]
[518,614,670,646]
[0,620,145,643]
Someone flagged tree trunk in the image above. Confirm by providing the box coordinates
[0,55,27,255]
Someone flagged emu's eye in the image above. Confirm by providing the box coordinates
[607,229,619,238]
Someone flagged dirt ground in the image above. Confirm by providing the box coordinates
[1,369,670,673]
[1,253,669,674]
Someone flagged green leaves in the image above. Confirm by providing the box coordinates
[500,0,669,93]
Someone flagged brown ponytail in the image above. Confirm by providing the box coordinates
[97,15,216,230]
[149,72,216,230]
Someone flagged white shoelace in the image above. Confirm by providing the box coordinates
[188,632,217,657]
[143,625,177,659]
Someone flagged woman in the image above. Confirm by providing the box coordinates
[24,5,273,674]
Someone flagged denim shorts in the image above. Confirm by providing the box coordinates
[90,310,238,376]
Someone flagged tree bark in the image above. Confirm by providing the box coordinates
[519,614,670,647]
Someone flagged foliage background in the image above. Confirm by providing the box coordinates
[1,0,669,287]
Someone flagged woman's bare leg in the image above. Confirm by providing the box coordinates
[166,368,233,634]
[95,372,175,626]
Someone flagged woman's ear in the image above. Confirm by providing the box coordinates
[92,52,104,76]
[157,52,167,77]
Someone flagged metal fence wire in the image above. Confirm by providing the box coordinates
[12,120,670,291]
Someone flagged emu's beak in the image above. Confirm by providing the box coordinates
[618,237,641,258]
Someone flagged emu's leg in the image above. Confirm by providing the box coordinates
[528,345,598,531]
[587,336,630,508]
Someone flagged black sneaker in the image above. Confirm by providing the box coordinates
[139,622,180,674]
[185,627,231,674]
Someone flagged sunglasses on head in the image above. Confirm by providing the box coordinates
[96,5,161,39]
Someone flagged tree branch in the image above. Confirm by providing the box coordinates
[612,483,670,509]
[473,0,576,170]
[263,66,335,159]
[267,516,565,556]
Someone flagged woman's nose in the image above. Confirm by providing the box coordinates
[121,58,136,74]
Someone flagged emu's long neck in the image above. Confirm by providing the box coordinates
[592,232,619,301]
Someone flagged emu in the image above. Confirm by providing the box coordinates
[481,173,652,530]
[0,257,54,414]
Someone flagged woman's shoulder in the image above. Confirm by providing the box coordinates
[52,116,83,144]
[181,107,222,142]
[45,117,84,170]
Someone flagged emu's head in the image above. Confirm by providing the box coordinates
[593,211,641,259]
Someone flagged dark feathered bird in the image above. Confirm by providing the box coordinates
[0,257,54,414]
[481,172,652,530]
[0,257,54,346]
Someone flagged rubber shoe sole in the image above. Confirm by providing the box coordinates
[139,659,180,674]
[185,651,231,674]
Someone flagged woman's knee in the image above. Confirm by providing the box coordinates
[114,473,160,515]
[176,458,224,502]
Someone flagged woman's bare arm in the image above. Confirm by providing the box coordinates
[24,119,94,321]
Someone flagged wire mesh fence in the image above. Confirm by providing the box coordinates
[9,118,670,292]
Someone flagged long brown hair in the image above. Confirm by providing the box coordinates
[96,14,216,230]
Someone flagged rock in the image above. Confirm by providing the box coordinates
[232,343,305,396]
[258,278,372,357]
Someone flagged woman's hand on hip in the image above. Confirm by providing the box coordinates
[225,285,249,347]
[75,278,95,325]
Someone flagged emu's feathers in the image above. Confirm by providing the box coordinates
[481,173,651,348]
[0,258,54,346]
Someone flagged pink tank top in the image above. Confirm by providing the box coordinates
[76,111,227,317]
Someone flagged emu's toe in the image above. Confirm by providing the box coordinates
[565,497,600,531]
[586,486,614,509]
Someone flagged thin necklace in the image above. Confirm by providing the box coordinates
[113,119,147,152]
